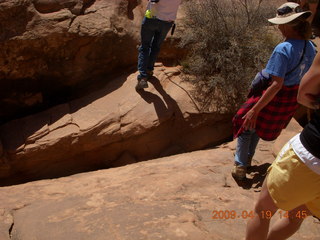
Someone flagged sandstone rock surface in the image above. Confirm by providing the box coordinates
[0,65,233,184]
[0,0,185,122]
[0,120,319,240]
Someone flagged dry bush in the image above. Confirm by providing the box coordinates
[180,0,281,113]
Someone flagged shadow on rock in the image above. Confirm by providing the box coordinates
[233,163,271,190]
[136,76,184,122]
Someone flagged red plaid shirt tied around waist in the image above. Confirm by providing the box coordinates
[233,84,299,141]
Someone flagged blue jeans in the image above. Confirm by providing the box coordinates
[137,17,173,79]
[234,130,260,167]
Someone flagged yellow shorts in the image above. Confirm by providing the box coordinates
[267,143,320,218]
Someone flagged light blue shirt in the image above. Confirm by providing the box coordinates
[265,39,316,86]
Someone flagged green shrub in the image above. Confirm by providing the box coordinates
[180,0,281,113]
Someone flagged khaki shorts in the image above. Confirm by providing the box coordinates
[267,143,320,218]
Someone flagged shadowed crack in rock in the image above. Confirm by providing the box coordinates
[8,221,13,239]
[7,204,30,239]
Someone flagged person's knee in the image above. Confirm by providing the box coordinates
[150,43,162,52]
[254,183,278,216]
[253,200,277,220]
[139,44,151,53]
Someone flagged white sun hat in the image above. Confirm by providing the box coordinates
[268,2,311,25]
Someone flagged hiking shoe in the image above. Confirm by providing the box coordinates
[232,165,246,180]
[135,78,148,90]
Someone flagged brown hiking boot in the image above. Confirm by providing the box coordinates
[232,165,247,180]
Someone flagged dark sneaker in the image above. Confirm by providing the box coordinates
[232,165,246,180]
[135,78,148,90]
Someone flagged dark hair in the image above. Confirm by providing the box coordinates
[289,18,312,39]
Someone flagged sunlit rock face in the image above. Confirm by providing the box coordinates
[0,65,233,184]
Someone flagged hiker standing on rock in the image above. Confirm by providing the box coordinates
[232,2,316,181]
[246,45,320,240]
[136,0,182,91]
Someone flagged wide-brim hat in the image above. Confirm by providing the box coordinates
[268,2,311,25]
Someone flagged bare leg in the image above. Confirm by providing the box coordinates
[266,205,311,240]
[246,180,278,240]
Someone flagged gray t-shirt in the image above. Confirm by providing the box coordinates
[147,0,182,21]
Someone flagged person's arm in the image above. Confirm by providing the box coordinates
[297,52,320,109]
[242,76,284,130]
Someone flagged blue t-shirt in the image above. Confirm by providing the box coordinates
[265,39,316,86]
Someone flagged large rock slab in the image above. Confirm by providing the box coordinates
[0,65,233,184]
[0,0,186,122]
[0,125,319,240]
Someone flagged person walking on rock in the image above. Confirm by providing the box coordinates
[232,2,316,180]
[136,0,182,91]
[245,41,320,240]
